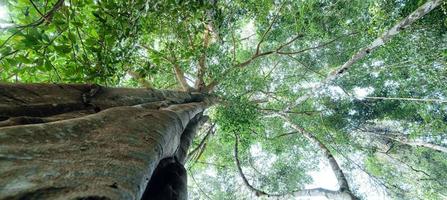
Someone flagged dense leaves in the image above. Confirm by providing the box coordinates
[1,0,446,199]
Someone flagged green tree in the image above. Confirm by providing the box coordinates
[0,0,446,199]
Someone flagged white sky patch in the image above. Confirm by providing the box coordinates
[326,85,347,101]
[209,56,219,65]
[153,39,160,51]
[353,87,374,100]
[384,80,399,88]
[343,152,390,200]
[0,4,13,28]
[297,160,338,200]
[240,20,255,38]
[371,60,384,67]
[249,143,263,157]
[433,62,443,69]
[184,73,195,86]
[137,48,147,57]
[204,167,217,178]
[348,109,357,115]
[123,73,132,81]
[371,71,380,78]
[0,5,8,20]
[305,160,338,190]
[300,81,320,89]
[239,20,256,47]
[249,143,277,171]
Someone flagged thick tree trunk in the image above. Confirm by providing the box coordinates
[0,83,213,200]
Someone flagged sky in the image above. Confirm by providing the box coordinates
[0,4,12,28]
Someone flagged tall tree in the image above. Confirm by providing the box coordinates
[0,0,446,199]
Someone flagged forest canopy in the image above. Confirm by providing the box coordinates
[0,0,446,199]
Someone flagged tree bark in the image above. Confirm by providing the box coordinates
[0,83,213,200]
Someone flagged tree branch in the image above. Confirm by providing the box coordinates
[195,24,212,90]
[172,64,193,91]
[276,31,358,55]
[255,1,286,55]
[19,0,64,28]
[187,123,215,162]
[127,70,153,89]
[279,114,358,199]
[363,96,447,103]
[286,0,442,109]
[233,133,273,197]
[364,128,447,153]
[325,0,442,82]
[235,130,358,199]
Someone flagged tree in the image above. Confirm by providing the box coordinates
[0,0,446,199]
[0,83,213,199]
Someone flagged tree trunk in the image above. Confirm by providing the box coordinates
[0,83,213,200]
[280,115,358,200]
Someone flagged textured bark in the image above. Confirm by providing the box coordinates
[175,114,208,164]
[0,83,213,200]
[0,83,205,117]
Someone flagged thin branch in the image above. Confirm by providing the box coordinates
[193,161,226,168]
[141,45,193,91]
[277,31,358,55]
[0,50,19,62]
[261,108,322,116]
[29,0,45,17]
[279,115,351,191]
[233,133,275,197]
[188,123,215,162]
[255,1,287,55]
[273,131,299,138]
[363,96,447,104]
[204,2,292,92]
[188,169,213,200]
[11,0,64,29]
[363,129,447,153]
[378,152,431,177]
[239,33,256,41]
[274,34,305,52]
[235,131,357,199]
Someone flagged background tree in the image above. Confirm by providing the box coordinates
[0,0,446,199]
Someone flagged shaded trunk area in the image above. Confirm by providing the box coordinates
[0,83,213,200]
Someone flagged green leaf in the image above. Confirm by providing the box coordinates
[54,45,72,54]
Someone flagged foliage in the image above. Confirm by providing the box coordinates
[1,0,447,199]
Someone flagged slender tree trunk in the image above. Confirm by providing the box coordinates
[0,83,213,199]
[280,115,358,200]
